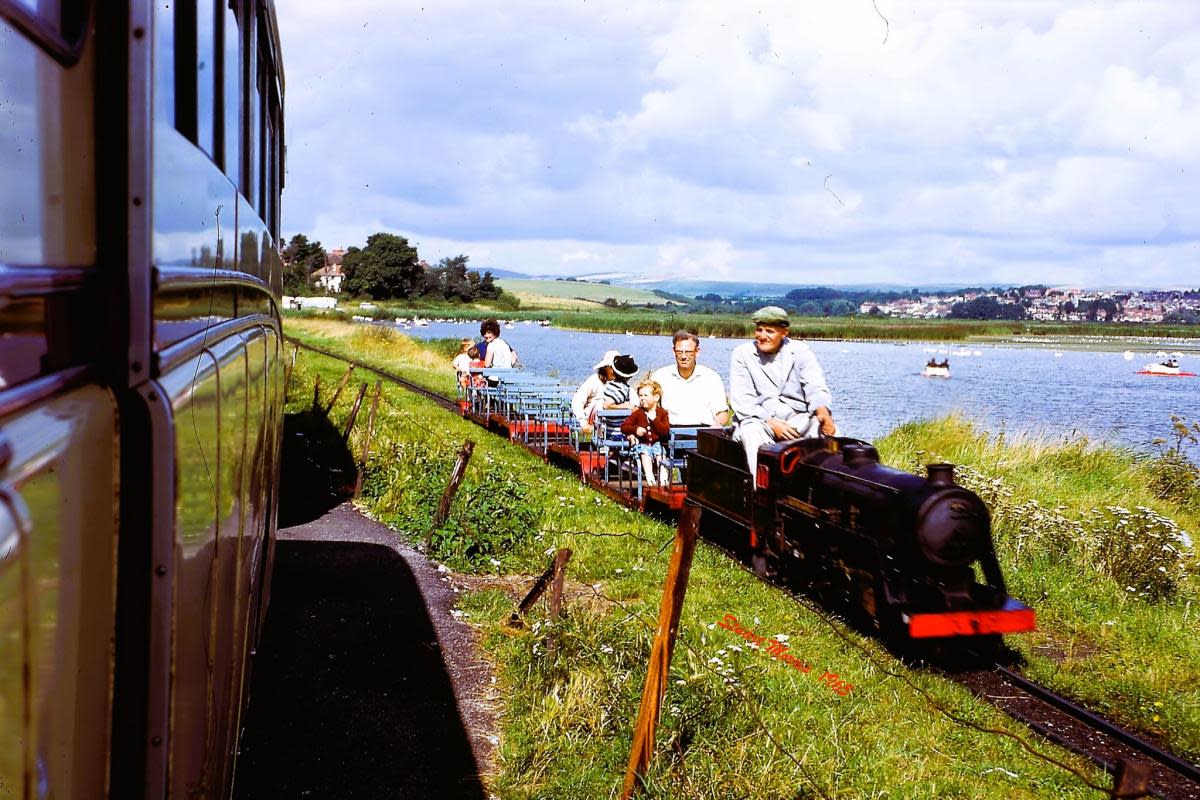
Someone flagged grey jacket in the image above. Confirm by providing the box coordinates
[729,339,833,423]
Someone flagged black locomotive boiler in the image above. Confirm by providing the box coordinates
[685,430,1035,643]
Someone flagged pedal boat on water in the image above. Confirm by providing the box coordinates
[1137,358,1196,377]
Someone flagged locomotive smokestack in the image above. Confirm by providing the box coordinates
[926,463,956,486]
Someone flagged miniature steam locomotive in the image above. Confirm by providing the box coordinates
[685,430,1035,643]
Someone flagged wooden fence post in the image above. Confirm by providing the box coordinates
[284,343,298,388]
[426,440,476,550]
[342,382,369,440]
[325,364,355,413]
[354,380,384,498]
[549,548,571,621]
[620,505,701,799]
[1111,759,1149,799]
[509,548,572,626]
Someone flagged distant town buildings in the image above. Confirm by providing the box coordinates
[859,287,1200,323]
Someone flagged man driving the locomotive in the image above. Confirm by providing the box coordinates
[729,306,838,480]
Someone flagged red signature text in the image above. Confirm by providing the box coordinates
[716,613,853,696]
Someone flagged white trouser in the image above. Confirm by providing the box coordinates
[733,414,839,483]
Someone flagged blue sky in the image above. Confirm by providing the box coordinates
[277,2,1200,287]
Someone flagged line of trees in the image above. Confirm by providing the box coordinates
[283,231,511,305]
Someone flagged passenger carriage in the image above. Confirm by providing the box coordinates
[460,367,702,510]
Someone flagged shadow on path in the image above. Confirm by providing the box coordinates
[277,411,357,528]
[233,539,487,799]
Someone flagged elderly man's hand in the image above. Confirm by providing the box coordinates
[815,407,836,437]
[766,417,802,440]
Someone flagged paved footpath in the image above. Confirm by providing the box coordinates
[234,503,497,799]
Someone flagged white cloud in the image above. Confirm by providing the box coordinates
[277,1,1200,287]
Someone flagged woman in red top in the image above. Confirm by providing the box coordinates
[621,379,671,486]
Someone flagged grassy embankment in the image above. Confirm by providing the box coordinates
[286,318,1198,797]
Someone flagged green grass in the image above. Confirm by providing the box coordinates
[281,319,1164,799]
[496,278,670,309]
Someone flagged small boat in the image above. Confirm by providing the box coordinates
[921,359,950,378]
[504,321,515,329]
[1137,358,1196,377]
[539,319,552,327]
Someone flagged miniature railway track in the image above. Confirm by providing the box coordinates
[286,337,462,413]
[957,666,1200,800]
[289,336,1200,798]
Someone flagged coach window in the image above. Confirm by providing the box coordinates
[264,103,277,236]
[166,1,218,153]
[220,1,239,177]
[153,1,176,130]
[245,17,259,206]
[196,0,217,159]
[255,48,268,219]
[171,1,196,141]
[0,1,88,64]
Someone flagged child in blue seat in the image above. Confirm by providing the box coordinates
[620,378,671,486]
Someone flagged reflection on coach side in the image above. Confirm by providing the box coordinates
[1,1,286,797]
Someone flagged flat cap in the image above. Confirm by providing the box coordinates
[750,305,790,326]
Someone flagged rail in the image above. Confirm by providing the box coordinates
[284,336,459,413]
[988,665,1200,795]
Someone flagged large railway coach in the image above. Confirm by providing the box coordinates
[2,2,286,797]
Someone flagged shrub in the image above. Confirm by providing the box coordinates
[1084,505,1196,601]
[361,439,542,572]
[1144,415,1200,504]
[436,467,542,570]
[903,444,1196,602]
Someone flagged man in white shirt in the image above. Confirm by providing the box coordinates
[650,331,729,427]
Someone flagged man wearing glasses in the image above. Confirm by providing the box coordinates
[650,331,730,427]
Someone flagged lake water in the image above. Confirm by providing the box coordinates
[402,321,1199,451]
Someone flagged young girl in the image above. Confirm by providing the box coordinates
[620,379,671,486]
[467,346,487,388]
[452,338,474,390]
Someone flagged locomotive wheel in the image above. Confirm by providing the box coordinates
[751,552,772,578]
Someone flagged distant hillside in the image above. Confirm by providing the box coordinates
[474,267,531,279]
[573,274,1015,297]
[495,278,673,310]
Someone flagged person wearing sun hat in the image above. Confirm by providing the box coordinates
[730,306,838,481]
[602,354,639,410]
[572,349,621,431]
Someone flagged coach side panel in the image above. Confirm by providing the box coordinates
[1,5,117,798]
